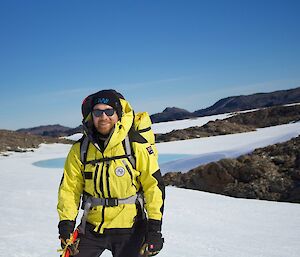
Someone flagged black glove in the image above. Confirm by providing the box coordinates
[58,220,76,241]
[140,219,164,256]
[58,220,80,256]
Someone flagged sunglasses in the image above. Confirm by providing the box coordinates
[92,108,115,117]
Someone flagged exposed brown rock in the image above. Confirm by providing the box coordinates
[156,120,255,142]
[163,136,300,203]
[0,129,72,155]
[226,104,300,128]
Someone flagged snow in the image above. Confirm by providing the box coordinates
[158,122,300,173]
[152,113,234,134]
[151,108,273,134]
[64,133,83,141]
[0,120,300,257]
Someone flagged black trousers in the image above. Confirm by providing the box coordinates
[74,220,147,257]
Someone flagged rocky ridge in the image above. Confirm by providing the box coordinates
[156,120,256,142]
[156,104,300,142]
[151,86,300,123]
[194,87,300,117]
[17,124,83,137]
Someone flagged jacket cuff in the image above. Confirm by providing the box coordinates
[148,218,162,232]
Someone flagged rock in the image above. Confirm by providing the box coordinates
[163,135,300,203]
[0,129,72,154]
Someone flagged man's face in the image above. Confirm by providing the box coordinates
[92,103,119,135]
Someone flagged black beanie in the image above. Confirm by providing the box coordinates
[91,90,122,118]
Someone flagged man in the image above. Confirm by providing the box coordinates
[57,89,165,257]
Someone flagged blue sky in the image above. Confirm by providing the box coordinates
[0,0,300,130]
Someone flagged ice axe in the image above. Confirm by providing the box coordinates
[58,229,80,257]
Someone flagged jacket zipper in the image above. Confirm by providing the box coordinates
[97,159,106,233]
[105,161,111,198]
[99,162,104,198]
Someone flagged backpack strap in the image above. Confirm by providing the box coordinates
[124,135,136,169]
[80,135,90,166]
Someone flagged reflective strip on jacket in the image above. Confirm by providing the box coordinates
[57,98,165,234]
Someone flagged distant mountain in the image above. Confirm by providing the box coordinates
[65,125,83,136]
[194,86,300,117]
[150,87,300,123]
[17,124,76,137]
[150,107,195,123]
[15,87,300,134]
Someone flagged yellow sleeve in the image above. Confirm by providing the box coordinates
[57,143,84,221]
[135,144,165,221]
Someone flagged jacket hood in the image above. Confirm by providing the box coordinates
[82,98,134,152]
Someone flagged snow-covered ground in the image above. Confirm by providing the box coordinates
[1,117,300,257]
[0,144,300,257]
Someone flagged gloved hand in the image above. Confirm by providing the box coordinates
[58,220,80,256]
[140,219,164,257]
[59,220,75,241]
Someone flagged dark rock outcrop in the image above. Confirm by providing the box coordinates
[156,120,255,142]
[151,107,195,123]
[163,136,300,203]
[225,104,300,128]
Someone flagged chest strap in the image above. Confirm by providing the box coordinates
[79,194,141,234]
[80,135,136,169]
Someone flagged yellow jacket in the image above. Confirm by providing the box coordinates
[57,98,165,234]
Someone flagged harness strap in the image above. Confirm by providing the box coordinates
[90,194,138,207]
[124,135,136,169]
[79,194,139,234]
